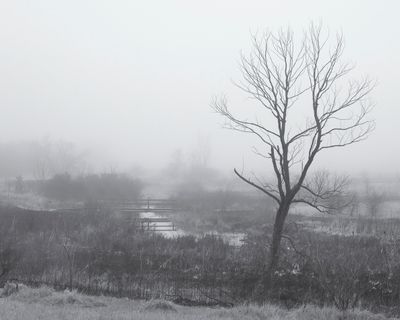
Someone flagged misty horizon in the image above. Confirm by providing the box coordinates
[1,1,399,176]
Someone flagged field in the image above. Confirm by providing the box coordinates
[3,179,400,318]
[0,285,397,320]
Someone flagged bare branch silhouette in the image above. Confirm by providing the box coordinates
[212,22,375,294]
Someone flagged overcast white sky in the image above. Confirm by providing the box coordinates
[0,0,399,175]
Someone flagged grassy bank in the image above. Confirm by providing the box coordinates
[0,285,397,320]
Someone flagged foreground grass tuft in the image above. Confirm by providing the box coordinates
[143,299,178,312]
[0,285,397,320]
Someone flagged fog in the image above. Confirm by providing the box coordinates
[0,0,399,176]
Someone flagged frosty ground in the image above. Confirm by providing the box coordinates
[0,285,397,320]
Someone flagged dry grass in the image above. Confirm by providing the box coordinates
[143,299,177,312]
[0,285,397,320]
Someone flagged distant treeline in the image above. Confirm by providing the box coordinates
[14,173,144,202]
[0,139,84,178]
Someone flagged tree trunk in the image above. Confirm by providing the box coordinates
[268,203,289,276]
[254,202,290,301]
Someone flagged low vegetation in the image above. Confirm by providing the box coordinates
[2,203,400,317]
[3,176,400,318]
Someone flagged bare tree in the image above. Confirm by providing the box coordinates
[212,23,374,294]
[363,176,385,218]
[191,135,212,168]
